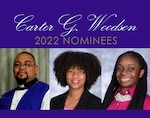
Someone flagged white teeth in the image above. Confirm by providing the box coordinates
[120,78,130,82]
[72,80,79,83]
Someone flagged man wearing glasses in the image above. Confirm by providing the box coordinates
[0,52,50,110]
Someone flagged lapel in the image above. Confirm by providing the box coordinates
[57,89,92,109]
[57,91,68,109]
[75,89,90,109]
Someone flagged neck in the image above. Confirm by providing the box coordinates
[65,88,85,110]
[68,88,84,99]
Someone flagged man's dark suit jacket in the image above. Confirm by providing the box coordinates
[50,89,102,110]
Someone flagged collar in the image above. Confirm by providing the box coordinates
[16,78,38,90]
[115,92,132,102]
[114,85,136,102]
[115,85,136,97]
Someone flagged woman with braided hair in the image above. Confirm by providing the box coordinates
[102,51,150,110]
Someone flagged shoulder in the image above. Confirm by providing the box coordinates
[145,94,150,102]
[143,94,150,110]
[51,92,68,103]
[26,81,49,96]
[0,89,16,98]
[50,92,68,109]
[33,81,49,90]
[37,81,49,86]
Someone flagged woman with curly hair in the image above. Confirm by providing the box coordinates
[50,51,102,110]
[102,51,150,110]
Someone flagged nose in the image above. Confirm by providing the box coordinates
[72,71,79,77]
[19,64,26,69]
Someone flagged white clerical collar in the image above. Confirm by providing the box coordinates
[18,84,25,88]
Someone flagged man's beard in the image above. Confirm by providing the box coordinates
[15,73,28,85]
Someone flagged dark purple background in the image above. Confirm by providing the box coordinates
[0,110,150,118]
[0,0,150,117]
[0,0,149,48]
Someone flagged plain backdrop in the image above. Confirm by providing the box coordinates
[50,48,150,101]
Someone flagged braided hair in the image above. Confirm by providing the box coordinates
[102,51,147,109]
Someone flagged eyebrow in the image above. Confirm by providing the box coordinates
[14,60,32,63]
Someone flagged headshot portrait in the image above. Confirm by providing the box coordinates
[50,48,102,109]
[101,48,150,110]
[0,48,50,110]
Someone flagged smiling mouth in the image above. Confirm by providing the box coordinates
[120,78,131,83]
[18,71,27,75]
[71,80,79,84]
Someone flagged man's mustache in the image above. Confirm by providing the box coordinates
[16,71,28,77]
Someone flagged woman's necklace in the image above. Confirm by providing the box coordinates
[115,92,132,102]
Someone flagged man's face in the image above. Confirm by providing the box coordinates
[13,53,38,83]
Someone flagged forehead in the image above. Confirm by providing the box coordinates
[117,55,140,65]
[14,53,35,62]
[68,64,85,69]
[69,65,82,69]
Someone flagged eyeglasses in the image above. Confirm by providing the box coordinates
[13,63,36,68]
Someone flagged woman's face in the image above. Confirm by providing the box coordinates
[116,55,144,92]
[66,66,86,90]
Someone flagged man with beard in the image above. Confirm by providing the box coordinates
[0,52,50,110]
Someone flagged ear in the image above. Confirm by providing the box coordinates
[139,69,144,78]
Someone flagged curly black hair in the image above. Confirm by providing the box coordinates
[53,51,101,89]
[102,51,147,109]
